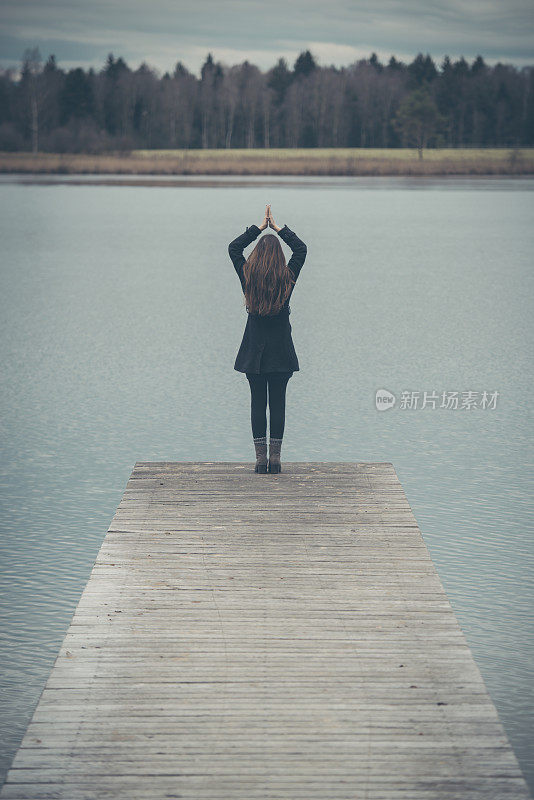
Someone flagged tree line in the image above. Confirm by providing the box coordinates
[0,47,532,153]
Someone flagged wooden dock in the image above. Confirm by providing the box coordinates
[1,462,531,799]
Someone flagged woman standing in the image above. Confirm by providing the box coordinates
[228,205,307,474]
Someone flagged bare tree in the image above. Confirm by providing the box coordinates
[238,62,262,148]
[2,48,532,152]
[172,63,197,148]
[20,47,44,153]
[221,65,239,148]
[261,80,274,148]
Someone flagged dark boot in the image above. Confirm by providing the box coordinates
[268,437,283,473]
[253,436,268,473]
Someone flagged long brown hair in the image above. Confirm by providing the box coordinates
[242,234,295,316]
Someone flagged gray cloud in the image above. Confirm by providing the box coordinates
[0,0,532,75]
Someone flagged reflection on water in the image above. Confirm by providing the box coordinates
[0,176,533,791]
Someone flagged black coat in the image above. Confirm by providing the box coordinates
[228,224,307,374]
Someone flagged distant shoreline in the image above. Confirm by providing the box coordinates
[1,148,533,176]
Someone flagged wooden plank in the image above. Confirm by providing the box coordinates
[1,462,530,800]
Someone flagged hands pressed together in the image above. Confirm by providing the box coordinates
[258,204,281,233]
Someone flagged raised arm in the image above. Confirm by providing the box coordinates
[228,224,261,277]
[269,210,307,281]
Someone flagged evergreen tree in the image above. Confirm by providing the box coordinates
[369,53,383,72]
[0,46,531,151]
[60,68,94,124]
[293,50,317,78]
[44,54,58,74]
[267,58,292,104]
[104,54,130,80]
[471,55,487,75]
[408,53,438,88]
[387,56,404,72]
[394,88,444,157]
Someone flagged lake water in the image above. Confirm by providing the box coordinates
[0,174,533,792]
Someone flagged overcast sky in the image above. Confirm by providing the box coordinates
[1,0,533,76]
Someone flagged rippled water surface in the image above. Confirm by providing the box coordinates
[0,175,533,791]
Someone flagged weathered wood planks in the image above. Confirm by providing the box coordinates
[1,461,531,799]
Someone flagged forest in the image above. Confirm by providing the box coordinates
[0,47,532,153]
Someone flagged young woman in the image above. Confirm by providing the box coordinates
[228,204,307,474]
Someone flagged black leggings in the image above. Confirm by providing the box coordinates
[246,372,293,439]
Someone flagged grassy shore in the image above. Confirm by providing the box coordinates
[1,148,533,176]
